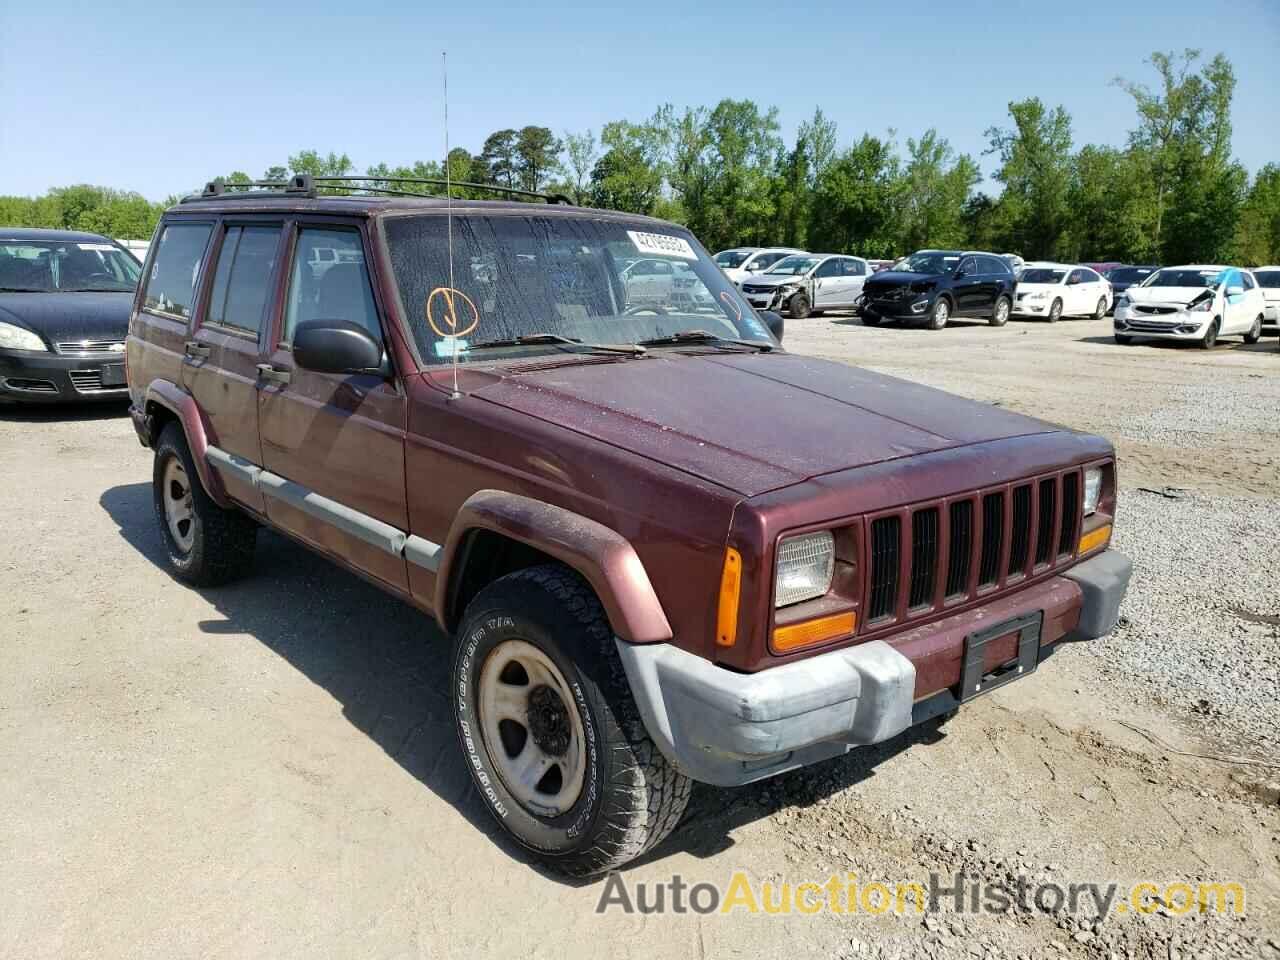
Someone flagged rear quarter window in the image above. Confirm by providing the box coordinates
[143,222,213,319]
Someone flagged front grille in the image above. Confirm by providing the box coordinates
[908,508,939,608]
[1007,484,1032,577]
[1134,305,1178,315]
[69,370,104,392]
[945,500,973,598]
[867,516,900,621]
[1126,319,1180,332]
[741,284,772,295]
[860,467,1084,627]
[56,339,126,356]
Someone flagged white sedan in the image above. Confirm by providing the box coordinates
[1254,266,1280,325]
[1113,265,1267,348]
[713,247,804,285]
[1013,263,1111,321]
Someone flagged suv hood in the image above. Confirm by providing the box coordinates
[0,291,133,341]
[469,352,1061,497]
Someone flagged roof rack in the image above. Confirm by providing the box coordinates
[183,173,573,205]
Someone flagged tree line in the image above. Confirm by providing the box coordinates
[3,49,1276,265]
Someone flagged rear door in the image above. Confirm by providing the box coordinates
[179,220,281,513]
[256,220,409,593]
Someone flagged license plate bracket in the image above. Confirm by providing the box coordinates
[958,611,1042,702]
[101,362,126,387]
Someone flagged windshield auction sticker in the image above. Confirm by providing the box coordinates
[627,230,698,260]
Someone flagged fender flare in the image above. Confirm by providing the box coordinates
[142,379,230,508]
[435,490,673,644]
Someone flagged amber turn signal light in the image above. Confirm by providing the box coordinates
[773,610,856,653]
[716,547,742,647]
[1078,523,1112,555]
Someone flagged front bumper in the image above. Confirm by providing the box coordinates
[1113,309,1207,340]
[742,287,794,310]
[1013,298,1051,316]
[619,549,1131,786]
[0,348,129,403]
[859,295,932,320]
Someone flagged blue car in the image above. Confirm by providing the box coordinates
[0,228,143,403]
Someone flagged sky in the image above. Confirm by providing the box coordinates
[1,0,1277,202]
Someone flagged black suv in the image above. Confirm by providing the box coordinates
[858,250,1016,330]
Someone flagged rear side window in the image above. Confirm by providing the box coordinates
[1256,271,1280,289]
[284,227,380,342]
[143,222,213,319]
[979,255,1006,274]
[206,225,282,334]
[844,259,866,277]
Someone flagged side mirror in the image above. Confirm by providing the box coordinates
[760,310,785,343]
[293,320,386,375]
[1226,285,1244,298]
[953,269,967,279]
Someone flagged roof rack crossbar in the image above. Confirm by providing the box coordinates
[310,175,573,205]
[185,174,574,206]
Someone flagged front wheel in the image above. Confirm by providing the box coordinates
[452,565,691,878]
[927,298,950,330]
[1200,319,1219,350]
[1047,298,1063,323]
[1243,316,1262,344]
[152,423,256,586]
[787,292,811,319]
[990,295,1011,327]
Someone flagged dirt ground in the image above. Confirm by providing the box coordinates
[1,313,1277,959]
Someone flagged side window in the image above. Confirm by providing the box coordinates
[759,252,786,269]
[1067,269,1084,284]
[284,227,380,343]
[1241,272,1256,291]
[142,222,213,319]
[957,257,977,275]
[206,225,282,334]
[816,258,842,278]
[1082,269,1101,283]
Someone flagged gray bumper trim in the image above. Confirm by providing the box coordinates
[617,638,915,786]
[1061,549,1132,641]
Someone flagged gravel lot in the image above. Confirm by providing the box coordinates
[1,312,1277,959]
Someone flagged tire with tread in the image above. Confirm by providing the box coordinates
[1243,315,1262,344]
[990,295,1011,327]
[152,422,256,586]
[1047,298,1063,323]
[451,564,691,878]
[927,297,950,330]
[788,292,811,319]
[1093,297,1108,320]
[1200,319,1219,350]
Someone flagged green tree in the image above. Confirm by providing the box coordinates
[476,130,519,188]
[985,98,1074,259]
[897,130,979,252]
[808,134,901,256]
[562,130,599,204]
[1234,164,1280,264]
[589,117,668,215]
[514,126,562,193]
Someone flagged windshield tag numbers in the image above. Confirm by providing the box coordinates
[627,231,697,261]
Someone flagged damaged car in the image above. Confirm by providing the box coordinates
[1113,265,1266,347]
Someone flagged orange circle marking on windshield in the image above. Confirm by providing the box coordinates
[426,287,480,339]
[720,291,742,323]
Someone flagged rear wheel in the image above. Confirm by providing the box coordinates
[927,298,950,330]
[1200,319,1219,350]
[152,423,257,586]
[1047,298,1063,323]
[788,292,811,319]
[1243,315,1262,344]
[990,295,1011,327]
[1093,297,1107,320]
[452,564,690,878]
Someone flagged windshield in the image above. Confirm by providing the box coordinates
[0,239,141,293]
[1020,268,1066,284]
[1145,268,1222,289]
[384,215,771,364]
[891,252,961,275]
[714,250,752,269]
[765,255,820,276]
[1107,267,1155,284]
[1254,270,1280,289]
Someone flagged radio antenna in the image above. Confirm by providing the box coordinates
[443,51,461,399]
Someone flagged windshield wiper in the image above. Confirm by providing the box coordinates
[466,333,646,356]
[637,329,774,352]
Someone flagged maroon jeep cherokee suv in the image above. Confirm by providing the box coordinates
[127,178,1131,877]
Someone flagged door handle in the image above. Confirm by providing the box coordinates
[256,363,292,385]
[184,340,211,359]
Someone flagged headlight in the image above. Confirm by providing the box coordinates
[1083,467,1103,516]
[1189,297,1212,312]
[775,531,835,607]
[1114,295,1130,309]
[0,321,48,352]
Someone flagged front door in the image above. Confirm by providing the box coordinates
[953,256,983,315]
[181,221,283,513]
[813,257,844,308]
[256,222,410,593]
